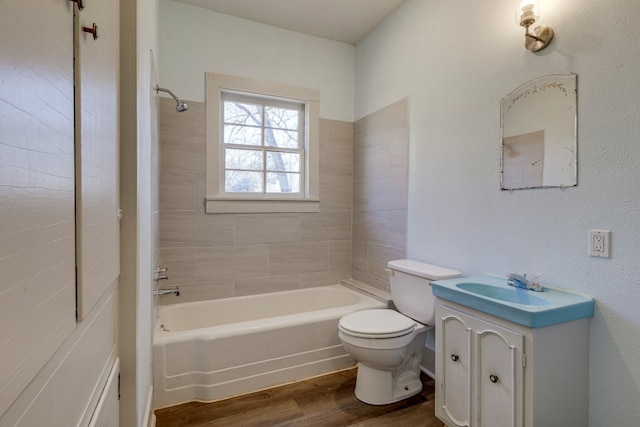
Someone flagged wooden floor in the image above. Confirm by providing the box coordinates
[155,368,445,427]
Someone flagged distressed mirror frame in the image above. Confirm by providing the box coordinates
[501,74,577,190]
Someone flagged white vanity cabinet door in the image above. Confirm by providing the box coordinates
[475,322,524,427]
[438,310,472,426]
[436,304,524,427]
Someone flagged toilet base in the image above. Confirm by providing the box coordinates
[354,363,423,405]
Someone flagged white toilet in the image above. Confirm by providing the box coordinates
[338,259,460,405]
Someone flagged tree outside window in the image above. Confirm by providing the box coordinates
[223,94,304,195]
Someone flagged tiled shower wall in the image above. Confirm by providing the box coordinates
[158,97,408,301]
[158,98,353,302]
[352,99,408,292]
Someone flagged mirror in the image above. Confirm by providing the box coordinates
[501,74,577,190]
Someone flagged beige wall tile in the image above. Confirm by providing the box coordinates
[351,240,369,274]
[160,100,206,176]
[196,245,269,281]
[300,211,351,242]
[319,118,353,212]
[319,171,353,212]
[157,281,234,305]
[352,178,369,212]
[159,103,355,301]
[160,211,234,247]
[388,210,407,250]
[234,214,301,245]
[329,240,352,271]
[299,269,351,288]
[352,211,389,245]
[351,99,409,293]
[269,242,329,275]
[158,247,197,286]
[160,173,202,211]
[234,275,300,296]
[368,244,405,282]
[160,144,206,176]
[352,270,390,293]
[320,119,353,176]
[376,173,408,211]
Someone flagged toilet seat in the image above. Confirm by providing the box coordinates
[339,309,416,339]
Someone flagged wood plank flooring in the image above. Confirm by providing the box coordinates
[155,368,445,426]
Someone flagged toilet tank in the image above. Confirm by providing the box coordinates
[387,259,461,325]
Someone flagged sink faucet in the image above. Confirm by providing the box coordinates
[506,273,544,292]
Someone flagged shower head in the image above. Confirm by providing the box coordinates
[175,99,189,112]
[155,85,190,112]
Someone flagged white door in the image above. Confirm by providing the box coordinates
[0,0,76,416]
[475,320,524,427]
[75,0,120,320]
[74,0,120,424]
[437,306,473,427]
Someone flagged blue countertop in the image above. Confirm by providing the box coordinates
[432,275,595,328]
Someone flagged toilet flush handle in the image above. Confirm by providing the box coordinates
[384,268,394,277]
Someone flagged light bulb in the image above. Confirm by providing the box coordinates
[518,0,539,26]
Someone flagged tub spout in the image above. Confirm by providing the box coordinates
[155,287,180,297]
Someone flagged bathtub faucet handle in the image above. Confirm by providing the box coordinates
[155,266,169,282]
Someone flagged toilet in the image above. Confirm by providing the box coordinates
[338,259,461,405]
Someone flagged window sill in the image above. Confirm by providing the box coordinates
[205,198,320,214]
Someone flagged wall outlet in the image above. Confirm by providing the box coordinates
[589,230,611,258]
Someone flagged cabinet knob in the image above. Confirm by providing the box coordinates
[489,374,499,383]
[450,354,459,362]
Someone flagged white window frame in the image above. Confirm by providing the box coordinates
[205,73,320,214]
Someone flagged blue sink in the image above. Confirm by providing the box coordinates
[432,275,595,328]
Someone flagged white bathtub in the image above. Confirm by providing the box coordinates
[153,283,387,408]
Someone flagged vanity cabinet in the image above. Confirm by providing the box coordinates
[435,300,590,427]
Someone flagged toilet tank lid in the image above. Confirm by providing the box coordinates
[387,259,461,280]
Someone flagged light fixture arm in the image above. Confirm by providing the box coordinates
[520,21,554,52]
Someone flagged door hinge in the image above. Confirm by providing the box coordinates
[118,373,121,400]
[522,353,527,368]
[117,209,123,223]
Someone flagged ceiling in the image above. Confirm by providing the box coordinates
[172,0,406,45]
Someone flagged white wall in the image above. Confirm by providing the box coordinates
[356,0,640,425]
[119,0,159,425]
[158,0,355,122]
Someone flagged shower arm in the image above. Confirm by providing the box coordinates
[155,85,189,112]
[155,85,180,102]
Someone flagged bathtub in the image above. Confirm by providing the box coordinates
[153,283,387,408]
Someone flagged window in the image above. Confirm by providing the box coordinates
[205,73,320,214]
[222,93,303,195]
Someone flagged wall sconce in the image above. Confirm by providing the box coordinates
[517,0,554,52]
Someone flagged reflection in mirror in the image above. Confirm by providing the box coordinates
[501,74,577,190]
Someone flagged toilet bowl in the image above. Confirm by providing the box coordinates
[338,260,460,405]
[339,309,429,405]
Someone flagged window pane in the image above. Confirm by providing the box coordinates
[224,101,262,126]
[265,106,299,130]
[225,148,263,170]
[266,172,300,193]
[224,124,262,146]
[266,151,300,172]
[225,171,263,193]
[265,129,299,149]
